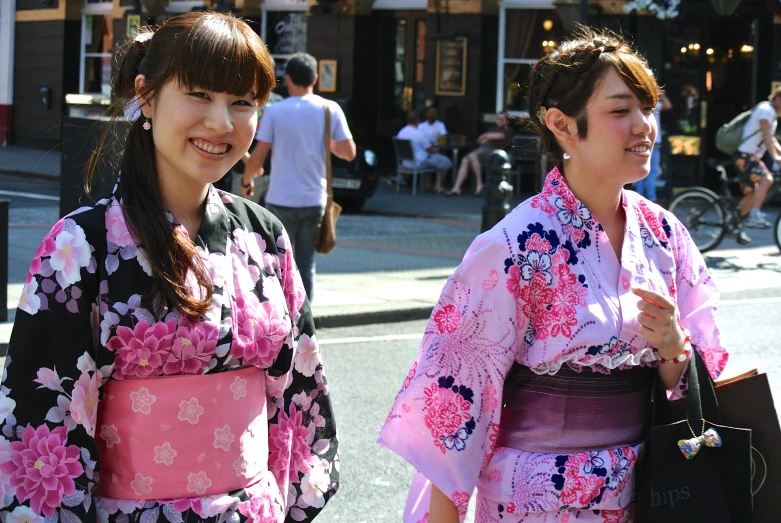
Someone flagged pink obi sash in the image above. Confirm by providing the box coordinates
[496,364,653,454]
[95,367,268,500]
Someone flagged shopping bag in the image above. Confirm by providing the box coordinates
[635,350,753,522]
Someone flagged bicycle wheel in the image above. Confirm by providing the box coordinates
[668,189,726,253]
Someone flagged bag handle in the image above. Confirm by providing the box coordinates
[650,348,721,427]
[324,104,333,199]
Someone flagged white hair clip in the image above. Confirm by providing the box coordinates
[537,106,548,125]
[134,32,153,44]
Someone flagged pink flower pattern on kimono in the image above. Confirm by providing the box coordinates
[69,371,99,436]
[232,293,289,366]
[105,201,135,248]
[26,218,63,284]
[162,318,219,375]
[238,481,283,522]
[0,425,84,517]
[269,402,312,485]
[107,320,176,378]
[423,382,472,454]
[433,304,460,334]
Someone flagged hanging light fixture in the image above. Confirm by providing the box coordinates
[710,0,741,16]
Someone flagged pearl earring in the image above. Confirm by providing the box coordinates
[142,119,151,131]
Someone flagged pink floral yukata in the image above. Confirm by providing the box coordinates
[0,184,338,522]
[378,167,728,522]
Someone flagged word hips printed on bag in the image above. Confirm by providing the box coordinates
[649,486,691,509]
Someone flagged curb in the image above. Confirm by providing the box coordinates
[312,305,433,329]
[0,169,60,182]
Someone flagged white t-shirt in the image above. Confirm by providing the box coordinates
[396,125,430,167]
[257,95,352,208]
[738,101,778,156]
[417,120,448,145]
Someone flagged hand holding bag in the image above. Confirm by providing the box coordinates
[315,105,342,255]
[635,350,753,522]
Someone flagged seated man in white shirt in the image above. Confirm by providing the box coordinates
[396,111,452,192]
[417,107,448,146]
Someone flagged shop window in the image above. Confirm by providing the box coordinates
[80,14,113,95]
[498,9,563,115]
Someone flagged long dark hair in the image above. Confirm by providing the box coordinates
[89,12,276,318]
[526,27,659,166]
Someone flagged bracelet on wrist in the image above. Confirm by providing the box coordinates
[241,179,252,189]
[653,326,691,364]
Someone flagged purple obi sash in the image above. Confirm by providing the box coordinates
[496,363,653,454]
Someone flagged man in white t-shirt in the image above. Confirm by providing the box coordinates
[241,53,356,300]
[417,107,448,146]
[395,111,452,191]
[734,87,781,232]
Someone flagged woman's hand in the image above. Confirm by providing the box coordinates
[632,287,685,359]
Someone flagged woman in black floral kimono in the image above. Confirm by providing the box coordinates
[0,12,338,523]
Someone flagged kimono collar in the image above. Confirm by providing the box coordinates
[111,178,228,242]
[535,166,629,229]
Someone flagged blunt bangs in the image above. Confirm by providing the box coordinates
[165,14,275,101]
[605,51,659,107]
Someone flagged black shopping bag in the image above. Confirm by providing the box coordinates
[635,350,753,522]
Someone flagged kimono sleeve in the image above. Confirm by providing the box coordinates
[0,216,101,521]
[669,217,728,400]
[378,232,522,522]
[265,226,338,522]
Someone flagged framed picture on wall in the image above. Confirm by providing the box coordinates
[318,60,337,93]
[435,38,467,96]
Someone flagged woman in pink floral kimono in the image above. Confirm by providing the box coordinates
[0,12,337,523]
[378,28,728,522]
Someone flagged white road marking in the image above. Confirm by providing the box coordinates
[319,333,422,345]
[319,296,781,345]
[0,189,59,201]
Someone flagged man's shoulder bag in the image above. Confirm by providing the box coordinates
[315,105,342,255]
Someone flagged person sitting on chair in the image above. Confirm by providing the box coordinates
[418,107,448,147]
[446,112,514,195]
[396,111,453,192]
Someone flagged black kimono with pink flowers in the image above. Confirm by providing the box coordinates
[0,184,338,522]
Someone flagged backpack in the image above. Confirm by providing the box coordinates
[714,105,762,155]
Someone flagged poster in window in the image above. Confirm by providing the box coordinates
[435,38,467,96]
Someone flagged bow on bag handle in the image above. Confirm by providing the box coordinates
[679,349,724,459]
[650,348,724,459]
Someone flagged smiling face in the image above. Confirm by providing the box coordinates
[141,79,258,191]
[572,67,657,188]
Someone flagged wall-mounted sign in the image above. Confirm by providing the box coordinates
[435,37,467,96]
[318,60,337,93]
[126,14,141,39]
[668,135,701,156]
[266,11,307,56]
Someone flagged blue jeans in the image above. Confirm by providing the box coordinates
[636,146,662,201]
[265,203,325,301]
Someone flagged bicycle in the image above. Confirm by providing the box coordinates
[667,159,781,253]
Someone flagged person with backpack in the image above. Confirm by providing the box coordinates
[732,86,781,229]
